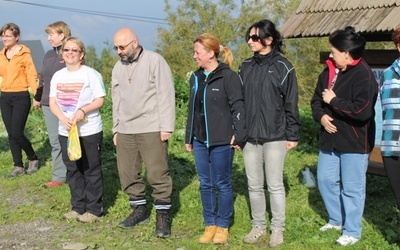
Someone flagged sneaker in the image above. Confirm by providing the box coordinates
[336,235,359,246]
[5,166,25,178]
[244,225,267,244]
[63,210,80,220]
[119,206,149,228]
[44,180,65,188]
[77,212,102,223]
[26,159,39,174]
[199,225,217,244]
[269,228,284,248]
[320,223,343,231]
[155,212,171,238]
[213,227,229,244]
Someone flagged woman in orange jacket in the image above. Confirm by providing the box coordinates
[0,23,39,178]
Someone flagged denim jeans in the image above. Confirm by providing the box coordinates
[243,141,287,229]
[193,139,234,228]
[317,150,369,238]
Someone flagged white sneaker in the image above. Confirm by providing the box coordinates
[243,225,267,244]
[319,223,342,231]
[336,235,359,246]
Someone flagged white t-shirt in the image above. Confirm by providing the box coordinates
[50,65,106,136]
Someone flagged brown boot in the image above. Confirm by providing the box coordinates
[199,225,217,244]
[213,227,229,244]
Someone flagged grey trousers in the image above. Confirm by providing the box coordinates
[43,105,67,182]
[243,141,287,229]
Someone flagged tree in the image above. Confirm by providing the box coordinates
[85,45,100,70]
[157,0,277,80]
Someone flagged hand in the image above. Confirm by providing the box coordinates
[185,144,192,152]
[160,131,172,142]
[113,133,117,146]
[322,88,336,104]
[230,135,242,151]
[72,109,86,123]
[286,141,298,150]
[61,116,73,131]
[33,100,41,110]
[321,114,337,134]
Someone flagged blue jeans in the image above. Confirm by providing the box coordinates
[317,150,369,238]
[193,139,234,228]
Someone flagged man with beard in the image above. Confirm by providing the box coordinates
[111,28,175,238]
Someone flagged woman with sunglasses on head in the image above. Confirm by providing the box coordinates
[0,23,39,178]
[33,21,71,188]
[238,19,301,248]
[49,37,106,223]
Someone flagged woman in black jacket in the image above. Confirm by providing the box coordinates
[185,33,246,245]
[311,27,377,246]
[239,19,301,248]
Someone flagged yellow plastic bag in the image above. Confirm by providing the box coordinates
[67,124,81,161]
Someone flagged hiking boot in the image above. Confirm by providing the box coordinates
[26,160,39,174]
[244,225,267,244]
[336,235,359,246]
[119,206,149,228]
[63,210,80,220]
[155,212,171,238]
[213,227,229,244]
[77,212,102,223]
[43,180,65,188]
[319,223,343,231]
[5,166,25,178]
[269,228,284,248]
[199,225,217,244]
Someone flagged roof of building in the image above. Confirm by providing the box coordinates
[0,40,45,73]
[280,0,400,41]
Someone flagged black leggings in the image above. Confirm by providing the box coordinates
[0,91,37,167]
[382,156,400,208]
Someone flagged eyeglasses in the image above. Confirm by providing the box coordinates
[248,34,260,42]
[63,48,81,53]
[113,40,134,51]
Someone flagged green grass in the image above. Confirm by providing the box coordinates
[0,103,400,249]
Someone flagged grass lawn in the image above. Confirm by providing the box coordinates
[0,104,399,249]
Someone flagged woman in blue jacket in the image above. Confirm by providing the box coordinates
[185,33,246,245]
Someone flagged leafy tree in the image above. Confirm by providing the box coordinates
[85,45,100,70]
[157,0,277,79]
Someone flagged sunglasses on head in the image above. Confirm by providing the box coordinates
[248,34,261,42]
[113,40,134,51]
[63,48,81,53]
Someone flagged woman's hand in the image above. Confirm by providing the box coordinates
[33,100,41,110]
[321,114,337,134]
[72,108,86,123]
[60,116,73,131]
[322,88,336,104]
[230,135,242,151]
[185,144,193,152]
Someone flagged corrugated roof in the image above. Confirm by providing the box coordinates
[281,0,400,40]
[0,40,45,73]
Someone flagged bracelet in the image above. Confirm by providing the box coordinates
[78,108,86,116]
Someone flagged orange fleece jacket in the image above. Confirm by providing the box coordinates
[0,44,38,95]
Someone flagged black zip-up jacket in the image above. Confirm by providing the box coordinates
[311,58,378,153]
[185,62,246,148]
[239,50,301,143]
[34,46,65,105]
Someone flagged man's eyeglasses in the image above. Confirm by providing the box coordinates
[63,48,81,53]
[113,40,134,51]
[248,34,260,42]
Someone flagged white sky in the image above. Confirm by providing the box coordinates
[0,0,177,53]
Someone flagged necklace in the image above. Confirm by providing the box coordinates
[127,63,138,83]
[125,46,144,83]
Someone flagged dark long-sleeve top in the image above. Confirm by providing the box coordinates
[311,58,378,153]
